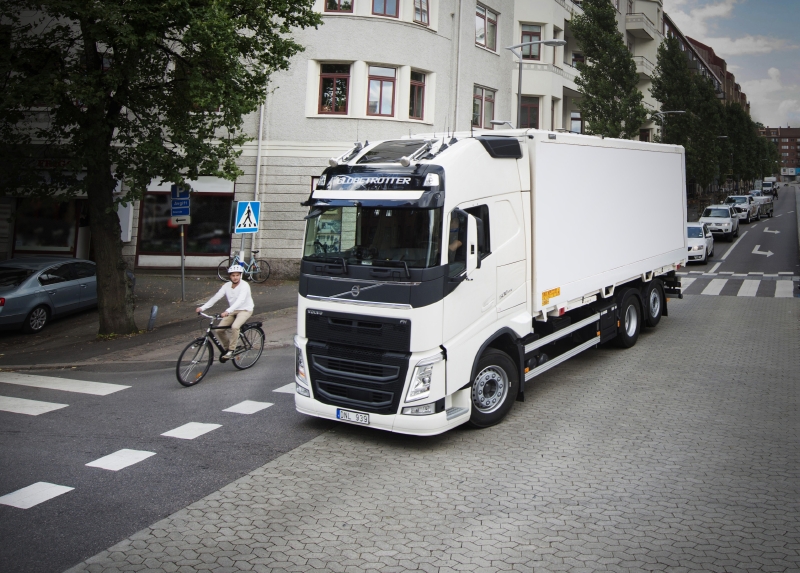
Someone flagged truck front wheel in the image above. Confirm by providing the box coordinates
[468,349,519,428]
[614,291,641,348]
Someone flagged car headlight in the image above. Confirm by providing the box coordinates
[406,352,444,403]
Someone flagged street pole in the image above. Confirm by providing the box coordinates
[517,58,523,128]
[506,39,566,129]
[180,225,185,302]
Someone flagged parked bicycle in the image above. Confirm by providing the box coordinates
[176,312,265,386]
[216,251,270,282]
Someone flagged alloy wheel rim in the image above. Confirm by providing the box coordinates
[649,289,660,317]
[472,365,508,413]
[30,309,46,330]
[624,304,638,337]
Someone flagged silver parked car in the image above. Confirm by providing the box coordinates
[0,257,97,333]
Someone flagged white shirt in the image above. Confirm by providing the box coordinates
[201,281,254,313]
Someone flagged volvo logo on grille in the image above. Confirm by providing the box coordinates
[350,286,360,297]
[307,310,323,315]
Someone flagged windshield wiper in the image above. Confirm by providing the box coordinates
[309,255,348,274]
[367,260,410,278]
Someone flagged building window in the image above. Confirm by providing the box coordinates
[520,96,539,129]
[570,111,584,134]
[521,25,542,60]
[367,66,396,116]
[414,0,429,24]
[319,64,350,114]
[613,0,620,11]
[572,52,584,67]
[373,0,398,17]
[13,198,79,254]
[628,0,634,14]
[472,86,495,128]
[476,5,498,51]
[639,129,650,142]
[139,194,232,256]
[409,71,425,120]
[325,0,353,12]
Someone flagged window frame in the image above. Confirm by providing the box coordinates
[409,71,426,120]
[520,24,542,60]
[413,0,429,25]
[325,0,353,12]
[318,63,351,115]
[472,86,495,129]
[367,66,396,117]
[570,111,584,134]
[475,5,498,52]
[520,96,539,129]
[372,0,399,18]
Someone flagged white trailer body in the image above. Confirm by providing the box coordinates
[293,130,687,436]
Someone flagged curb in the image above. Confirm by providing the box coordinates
[795,185,800,260]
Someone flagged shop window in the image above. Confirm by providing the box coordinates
[472,86,495,129]
[476,5,498,51]
[520,96,539,129]
[325,0,353,12]
[570,111,584,134]
[14,198,78,254]
[319,63,350,114]
[409,72,425,120]
[367,66,395,116]
[373,0,398,17]
[139,194,232,256]
[521,25,541,60]
[414,0,429,24]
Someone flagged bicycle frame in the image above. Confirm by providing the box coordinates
[198,312,251,355]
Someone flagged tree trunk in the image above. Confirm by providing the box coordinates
[85,142,138,336]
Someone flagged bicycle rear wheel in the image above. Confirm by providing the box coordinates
[250,259,271,283]
[233,328,264,370]
[217,258,234,281]
[177,338,213,386]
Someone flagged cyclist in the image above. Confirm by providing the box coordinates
[196,264,254,362]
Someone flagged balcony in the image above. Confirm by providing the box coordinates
[626,13,658,40]
[633,56,655,78]
[521,61,579,86]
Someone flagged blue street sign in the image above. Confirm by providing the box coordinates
[170,185,190,199]
[171,206,190,216]
[170,185,191,219]
[234,201,260,234]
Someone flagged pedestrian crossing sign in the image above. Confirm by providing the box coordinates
[234,201,260,233]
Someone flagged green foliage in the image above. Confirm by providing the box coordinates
[570,0,647,139]
[0,0,323,199]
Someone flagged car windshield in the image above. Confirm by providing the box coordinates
[725,197,747,204]
[0,267,34,287]
[303,206,443,268]
[687,227,704,238]
[703,208,731,218]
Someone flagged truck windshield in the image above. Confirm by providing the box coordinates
[303,206,443,269]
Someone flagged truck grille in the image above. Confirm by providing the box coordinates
[306,309,411,352]
[307,341,410,415]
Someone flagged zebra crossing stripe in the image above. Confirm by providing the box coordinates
[0,396,68,416]
[775,282,795,298]
[0,482,73,509]
[0,373,129,396]
[86,449,156,471]
[737,280,759,297]
[701,279,727,296]
[681,278,696,290]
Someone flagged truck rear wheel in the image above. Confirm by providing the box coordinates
[468,349,519,428]
[643,282,663,328]
[614,290,641,348]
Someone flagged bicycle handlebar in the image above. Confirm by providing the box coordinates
[198,312,219,319]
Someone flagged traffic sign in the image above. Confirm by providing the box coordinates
[171,216,191,225]
[170,185,190,199]
[170,185,190,218]
[234,201,260,233]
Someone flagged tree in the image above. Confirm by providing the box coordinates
[570,0,647,139]
[650,36,695,148]
[0,0,322,335]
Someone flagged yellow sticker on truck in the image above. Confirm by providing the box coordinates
[542,287,561,305]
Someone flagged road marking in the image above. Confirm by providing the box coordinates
[86,449,156,471]
[763,227,780,234]
[0,482,74,509]
[779,272,795,275]
[701,279,727,296]
[161,422,221,440]
[720,271,734,275]
[681,278,696,290]
[273,383,296,394]
[720,231,748,260]
[709,262,722,273]
[0,396,68,416]
[775,282,795,298]
[752,245,774,257]
[223,400,273,415]
[737,280,760,297]
[0,373,129,396]
[749,272,765,275]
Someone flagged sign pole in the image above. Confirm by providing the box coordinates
[180,225,185,302]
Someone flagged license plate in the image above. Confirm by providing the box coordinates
[336,409,369,425]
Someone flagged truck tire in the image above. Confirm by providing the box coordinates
[614,290,641,348]
[468,349,519,428]
[643,282,663,328]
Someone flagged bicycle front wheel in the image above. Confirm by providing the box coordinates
[177,338,213,386]
[217,258,234,281]
[250,259,271,283]
[233,328,265,370]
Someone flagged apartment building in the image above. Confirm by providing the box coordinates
[759,126,800,181]
[687,38,750,113]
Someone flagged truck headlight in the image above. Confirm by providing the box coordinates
[295,346,307,384]
[406,352,444,403]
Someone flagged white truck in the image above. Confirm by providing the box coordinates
[294,130,687,435]
[762,177,777,195]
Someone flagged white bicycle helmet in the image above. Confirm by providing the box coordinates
[227,264,245,274]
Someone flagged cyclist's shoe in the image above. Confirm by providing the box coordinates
[221,350,234,361]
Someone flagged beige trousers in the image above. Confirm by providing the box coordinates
[217,310,253,351]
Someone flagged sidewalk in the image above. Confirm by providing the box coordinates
[0,275,299,370]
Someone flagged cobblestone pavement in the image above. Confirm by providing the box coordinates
[66,295,800,573]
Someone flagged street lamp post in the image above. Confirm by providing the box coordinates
[506,39,567,129]
[653,110,685,141]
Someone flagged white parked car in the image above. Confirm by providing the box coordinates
[699,205,740,242]
[686,222,714,264]
[724,195,760,223]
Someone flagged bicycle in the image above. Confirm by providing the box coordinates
[217,251,270,283]
[176,312,265,386]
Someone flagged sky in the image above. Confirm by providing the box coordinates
[662,0,800,128]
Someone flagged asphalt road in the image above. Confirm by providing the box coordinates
[0,349,333,573]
